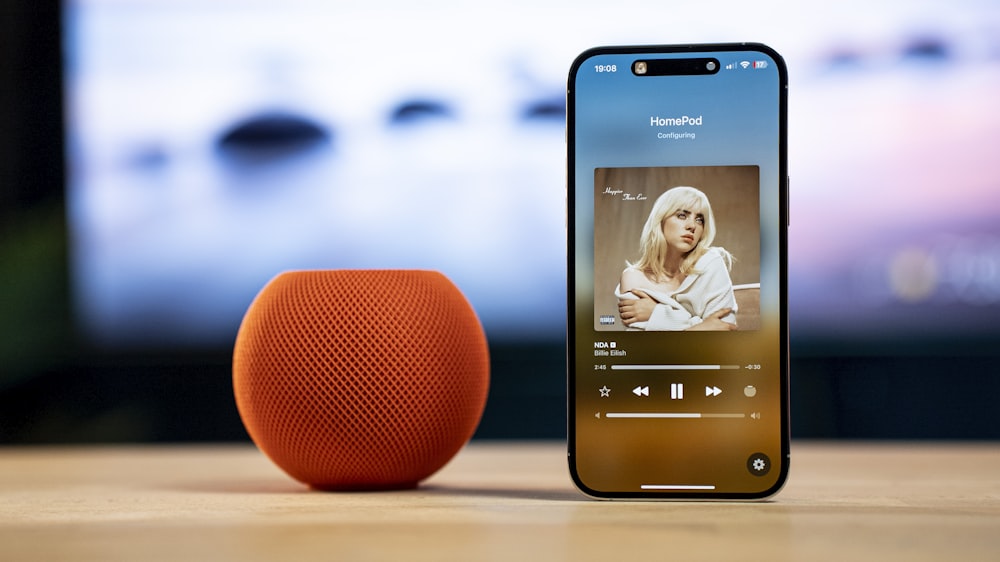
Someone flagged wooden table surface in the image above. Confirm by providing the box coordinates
[1,441,998,561]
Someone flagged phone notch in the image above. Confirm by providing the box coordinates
[632,57,720,76]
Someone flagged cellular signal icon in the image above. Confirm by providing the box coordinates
[725,62,736,70]
[739,61,751,69]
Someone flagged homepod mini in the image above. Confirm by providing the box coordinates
[232,270,490,490]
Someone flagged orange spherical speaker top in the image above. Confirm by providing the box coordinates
[232,270,490,490]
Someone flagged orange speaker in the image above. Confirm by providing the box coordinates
[232,270,490,490]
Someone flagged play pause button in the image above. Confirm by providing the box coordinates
[632,386,650,397]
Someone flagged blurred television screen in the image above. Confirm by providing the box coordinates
[64,0,1000,350]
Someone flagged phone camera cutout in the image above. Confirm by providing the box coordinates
[631,58,719,76]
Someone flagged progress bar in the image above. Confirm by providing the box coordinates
[605,412,746,419]
[611,364,741,371]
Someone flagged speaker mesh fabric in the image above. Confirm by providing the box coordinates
[233,270,489,490]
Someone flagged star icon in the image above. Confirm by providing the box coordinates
[599,386,611,397]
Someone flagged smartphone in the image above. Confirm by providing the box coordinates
[567,44,789,499]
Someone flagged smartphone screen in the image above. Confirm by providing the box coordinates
[567,44,789,499]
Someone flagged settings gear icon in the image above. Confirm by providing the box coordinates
[746,453,771,477]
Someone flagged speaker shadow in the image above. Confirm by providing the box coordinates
[416,484,584,502]
[171,478,583,502]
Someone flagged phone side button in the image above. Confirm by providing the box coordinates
[786,175,790,227]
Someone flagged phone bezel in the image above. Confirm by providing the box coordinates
[566,43,790,500]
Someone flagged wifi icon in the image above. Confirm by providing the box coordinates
[740,61,751,69]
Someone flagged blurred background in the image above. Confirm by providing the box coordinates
[2,0,999,443]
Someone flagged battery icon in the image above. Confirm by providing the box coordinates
[753,60,769,69]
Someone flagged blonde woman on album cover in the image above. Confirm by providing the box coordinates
[616,186,738,331]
